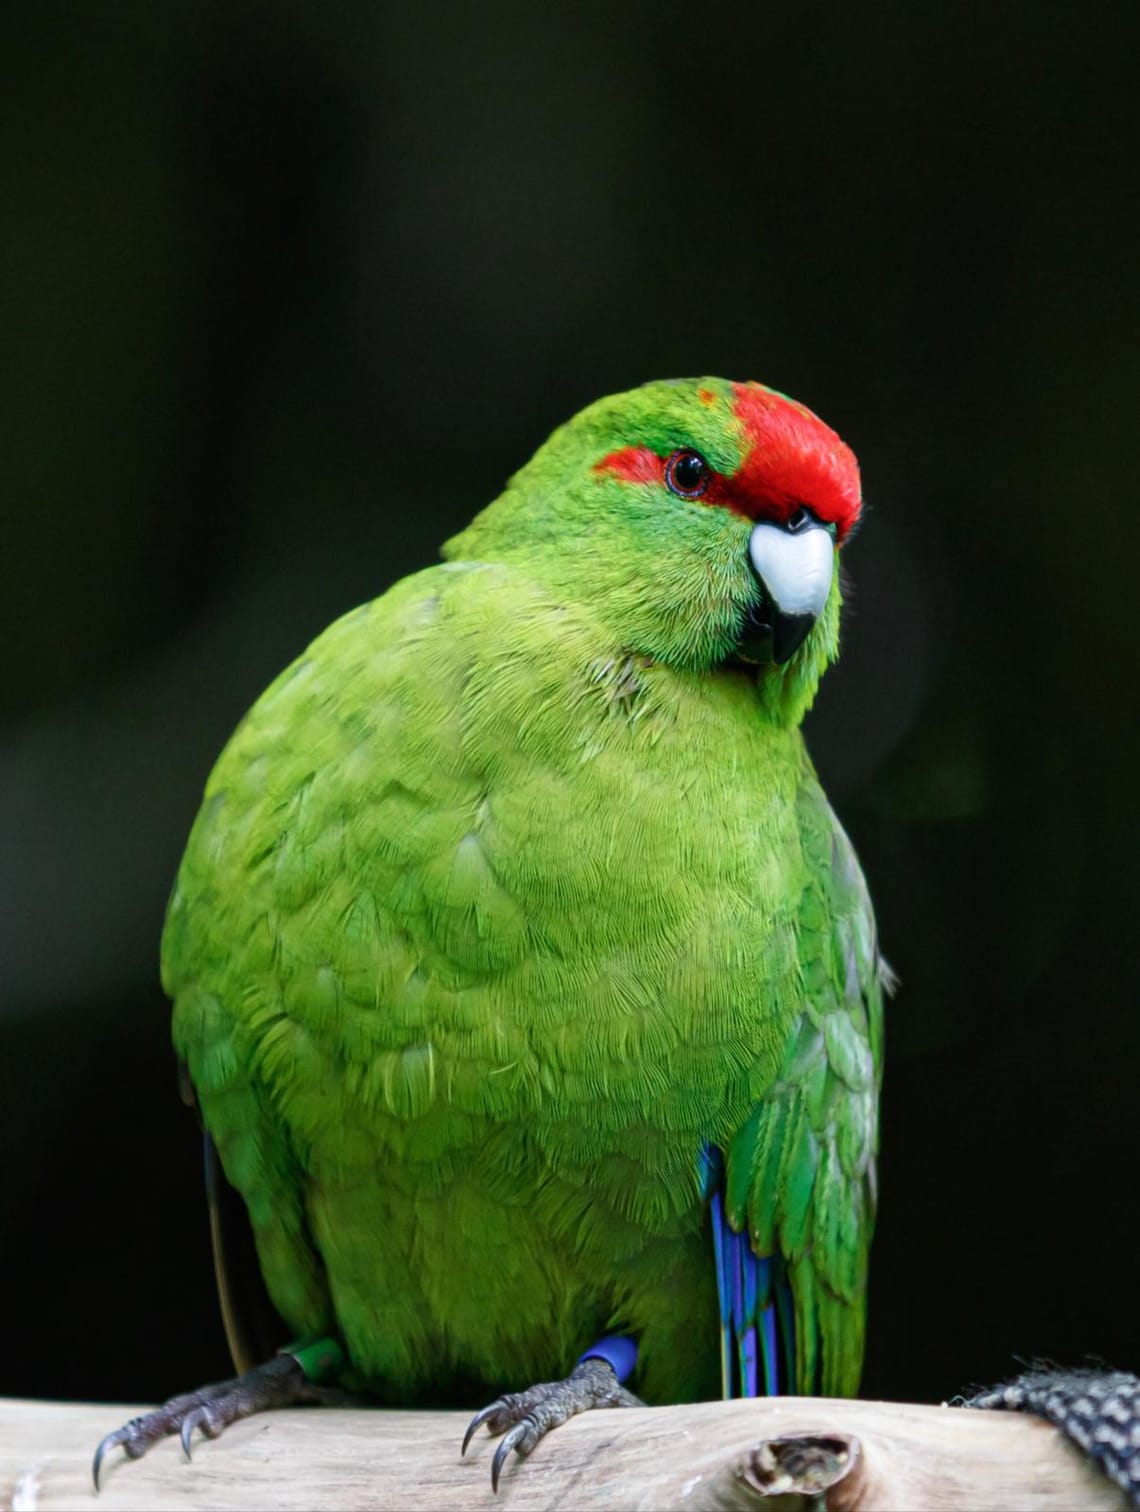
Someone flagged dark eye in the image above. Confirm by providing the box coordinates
[665,448,711,500]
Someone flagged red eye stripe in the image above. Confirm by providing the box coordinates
[593,446,665,488]
[593,447,754,519]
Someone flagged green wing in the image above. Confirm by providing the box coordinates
[723,765,887,1397]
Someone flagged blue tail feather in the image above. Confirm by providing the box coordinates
[760,1304,779,1395]
[729,1227,744,1339]
[741,1324,759,1396]
[702,1142,797,1401]
[755,1254,772,1310]
[737,1241,761,1397]
[742,1244,759,1322]
[775,1257,796,1393]
[709,1188,733,1398]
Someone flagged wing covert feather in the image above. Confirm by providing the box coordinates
[724,769,886,1397]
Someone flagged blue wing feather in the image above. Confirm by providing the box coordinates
[702,1143,794,1398]
[709,1187,733,1397]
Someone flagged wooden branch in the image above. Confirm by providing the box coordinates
[0,1396,1126,1511]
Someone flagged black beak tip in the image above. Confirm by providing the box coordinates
[731,603,774,664]
[729,603,817,666]
[772,610,816,665]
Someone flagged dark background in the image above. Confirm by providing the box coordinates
[3,0,1138,1409]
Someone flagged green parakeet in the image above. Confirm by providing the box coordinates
[96,377,887,1490]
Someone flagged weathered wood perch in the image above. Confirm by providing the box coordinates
[0,1396,1127,1511]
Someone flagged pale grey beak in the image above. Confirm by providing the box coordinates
[746,519,835,663]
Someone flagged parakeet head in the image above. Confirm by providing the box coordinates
[443,378,862,725]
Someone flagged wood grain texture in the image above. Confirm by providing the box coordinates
[0,1397,1126,1511]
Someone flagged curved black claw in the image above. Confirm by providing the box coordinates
[491,1419,538,1493]
[179,1404,212,1460]
[461,1403,497,1457]
[92,1426,140,1492]
[460,1359,642,1492]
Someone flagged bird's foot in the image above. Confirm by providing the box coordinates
[93,1341,348,1490]
[462,1357,643,1492]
